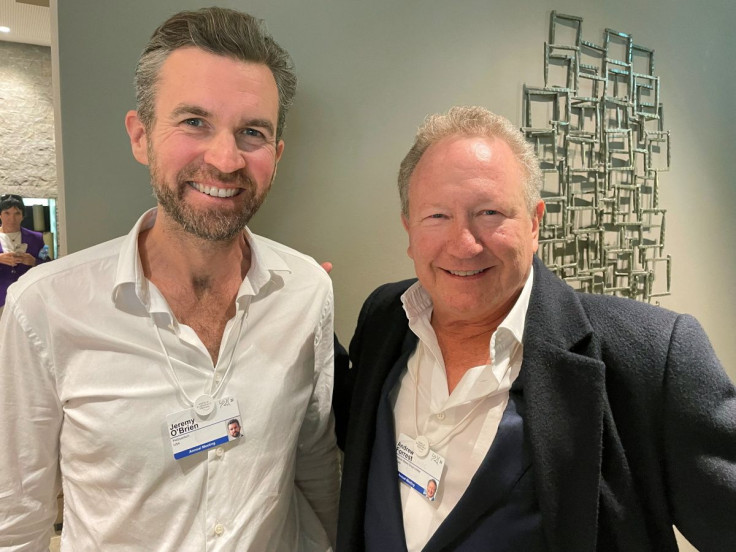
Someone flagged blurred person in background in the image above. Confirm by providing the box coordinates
[0,194,49,317]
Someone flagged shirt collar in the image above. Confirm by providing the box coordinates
[112,208,156,311]
[500,264,534,345]
[400,266,535,404]
[401,265,535,348]
[112,208,292,315]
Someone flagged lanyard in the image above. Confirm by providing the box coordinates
[412,344,493,456]
[154,307,248,416]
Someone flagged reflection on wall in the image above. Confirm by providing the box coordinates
[0,41,56,198]
[20,198,57,259]
[523,11,671,303]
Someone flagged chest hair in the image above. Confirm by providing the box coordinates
[167,281,238,365]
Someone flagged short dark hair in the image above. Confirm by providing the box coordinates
[0,194,25,214]
[228,419,240,426]
[134,7,297,140]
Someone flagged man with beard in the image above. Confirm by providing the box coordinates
[228,419,242,439]
[0,8,339,551]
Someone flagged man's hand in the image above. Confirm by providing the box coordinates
[320,262,333,274]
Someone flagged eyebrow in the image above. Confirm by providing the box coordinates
[171,104,210,120]
[170,104,276,138]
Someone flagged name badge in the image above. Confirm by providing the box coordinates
[396,432,445,501]
[166,396,242,460]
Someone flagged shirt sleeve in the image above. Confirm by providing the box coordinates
[664,314,736,550]
[0,294,62,551]
[294,287,340,548]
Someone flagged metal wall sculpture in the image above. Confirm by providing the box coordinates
[522,11,671,302]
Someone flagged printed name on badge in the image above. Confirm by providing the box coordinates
[166,396,242,459]
[396,433,445,501]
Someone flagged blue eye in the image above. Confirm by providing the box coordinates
[481,210,498,216]
[237,128,269,149]
[242,128,264,138]
[183,118,204,127]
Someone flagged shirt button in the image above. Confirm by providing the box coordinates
[216,447,224,458]
[214,523,225,536]
[436,412,446,421]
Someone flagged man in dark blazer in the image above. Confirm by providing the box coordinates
[335,107,736,551]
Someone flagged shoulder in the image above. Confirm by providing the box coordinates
[579,292,680,340]
[592,299,720,372]
[21,227,44,242]
[367,279,417,304]
[532,259,681,344]
[361,278,416,314]
[574,293,705,387]
[248,232,331,288]
[10,236,125,300]
[351,279,416,338]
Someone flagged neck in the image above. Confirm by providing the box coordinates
[138,213,250,364]
[431,312,505,342]
[138,213,250,292]
[431,312,506,395]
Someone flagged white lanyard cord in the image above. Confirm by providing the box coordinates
[153,309,248,407]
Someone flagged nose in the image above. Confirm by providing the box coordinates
[446,221,483,258]
[202,131,247,174]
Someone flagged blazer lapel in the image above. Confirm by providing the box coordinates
[521,259,606,552]
[423,390,531,552]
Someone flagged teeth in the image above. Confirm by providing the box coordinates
[449,269,485,276]
[190,182,238,198]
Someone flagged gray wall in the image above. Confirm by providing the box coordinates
[56,0,736,363]
[54,2,736,549]
[0,41,56,198]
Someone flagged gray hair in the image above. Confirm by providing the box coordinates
[398,106,542,217]
[134,7,296,140]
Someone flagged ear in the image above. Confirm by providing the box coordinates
[401,214,410,233]
[401,214,414,260]
[274,139,285,163]
[269,140,286,181]
[125,110,149,166]
[531,200,545,253]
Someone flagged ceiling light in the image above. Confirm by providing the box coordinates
[0,26,11,33]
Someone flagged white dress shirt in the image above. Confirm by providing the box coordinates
[0,209,339,551]
[0,231,22,253]
[391,268,534,551]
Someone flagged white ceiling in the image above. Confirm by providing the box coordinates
[0,0,50,47]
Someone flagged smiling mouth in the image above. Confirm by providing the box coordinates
[189,182,240,198]
[446,268,488,277]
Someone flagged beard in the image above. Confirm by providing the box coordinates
[149,155,273,243]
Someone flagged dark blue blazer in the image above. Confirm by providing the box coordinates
[0,226,47,306]
[335,257,736,551]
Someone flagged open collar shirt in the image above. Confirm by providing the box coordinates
[392,268,534,551]
[0,209,339,551]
